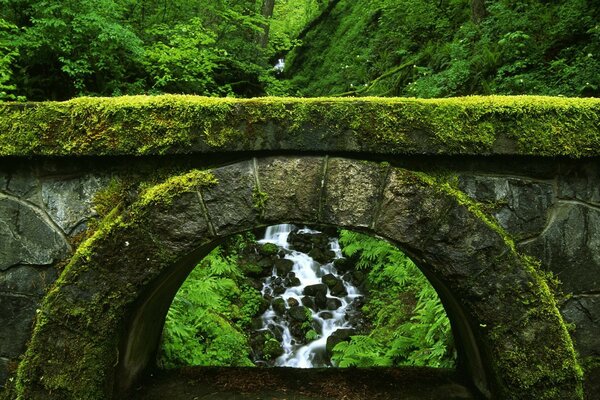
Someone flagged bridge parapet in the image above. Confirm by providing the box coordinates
[0,96,599,398]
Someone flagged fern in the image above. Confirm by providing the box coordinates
[158,235,260,368]
[336,229,455,369]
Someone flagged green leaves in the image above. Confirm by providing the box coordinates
[334,230,455,368]
[158,240,259,368]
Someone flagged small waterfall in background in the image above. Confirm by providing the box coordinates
[255,224,363,368]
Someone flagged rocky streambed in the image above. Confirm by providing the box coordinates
[240,224,368,367]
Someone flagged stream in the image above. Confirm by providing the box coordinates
[256,224,363,368]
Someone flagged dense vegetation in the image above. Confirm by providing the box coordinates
[286,0,600,97]
[1,0,599,100]
[159,229,454,369]
[331,230,454,368]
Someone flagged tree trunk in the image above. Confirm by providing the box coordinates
[259,0,276,48]
[471,0,487,24]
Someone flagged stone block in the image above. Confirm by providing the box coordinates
[520,204,600,294]
[558,162,600,205]
[458,175,554,239]
[0,197,69,270]
[145,191,212,256]
[322,158,388,228]
[561,295,600,358]
[202,161,258,236]
[0,265,57,297]
[0,295,38,358]
[257,157,324,224]
[42,174,109,235]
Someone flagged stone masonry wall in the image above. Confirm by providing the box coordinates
[0,157,598,398]
[0,163,109,386]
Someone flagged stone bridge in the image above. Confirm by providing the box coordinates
[0,96,599,399]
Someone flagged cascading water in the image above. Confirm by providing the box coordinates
[256,224,363,368]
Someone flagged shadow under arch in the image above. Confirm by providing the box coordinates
[15,156,582,400]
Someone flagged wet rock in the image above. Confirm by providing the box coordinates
[326,328,356,355]
[322,274,340,289]
[308,248,336,264]
[330,281,347,297]
[272,298,286,315]
[333,257,355,273]
[301,296,316,311]
[351,270,366,286]
[241,261,271,278]
[326,297,342,310]
[274,258,294,275]
[250,330,283,363]
[287,298,299,308]
[303,283,328,297]
[288,306,311,322]
[257,257,274,271]
[284,272,301,287]
[320,311,334,319]
[315,292,328,309]
[256,297,270,315]
[250,317,264,330]
[273,285,286,295]
[287,231,313,253]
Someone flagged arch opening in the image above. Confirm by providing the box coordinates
[14,157,582,400]
[129,224,482,399]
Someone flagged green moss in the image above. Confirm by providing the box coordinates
[252,186,268,217]
[12,168,220,400]
[413,170,584,399]
[139,169,217,207]
[1,95,599,157]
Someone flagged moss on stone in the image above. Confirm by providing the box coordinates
[413,170,584,399]
[12,168,218,400]
[1,95,599,157]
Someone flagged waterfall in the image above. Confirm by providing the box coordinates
[256,224,363,368]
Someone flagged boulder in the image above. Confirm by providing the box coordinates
[288,305,311,322]
[274,258,294,275]
[272,297,286,315]
[287,297,299,307]
[303,283,328,297]
[326,297,342,310]
[326,328,355,355]
[258,242,279,256]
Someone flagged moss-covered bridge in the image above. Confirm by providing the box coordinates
[0,96,599,399]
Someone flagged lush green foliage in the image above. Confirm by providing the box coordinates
[0,0,328,99]
[332,230,455,368]
[159,236,262,368]
[1,0,598,100]
[286,0,600,98]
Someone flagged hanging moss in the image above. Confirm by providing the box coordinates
[0,95,599,157]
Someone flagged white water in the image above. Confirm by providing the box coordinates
[257,224,362,368]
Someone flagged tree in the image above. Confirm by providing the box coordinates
[259,0,276,48]
[471,0,487,24]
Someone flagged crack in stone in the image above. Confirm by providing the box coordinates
[0,291,39,300]
[317,155,329,223]
[0,191,71,253]
[556,198,600,212]
[196,191,216,238]
[370,164,391,231]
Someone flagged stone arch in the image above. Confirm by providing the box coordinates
[14,157,582,400]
